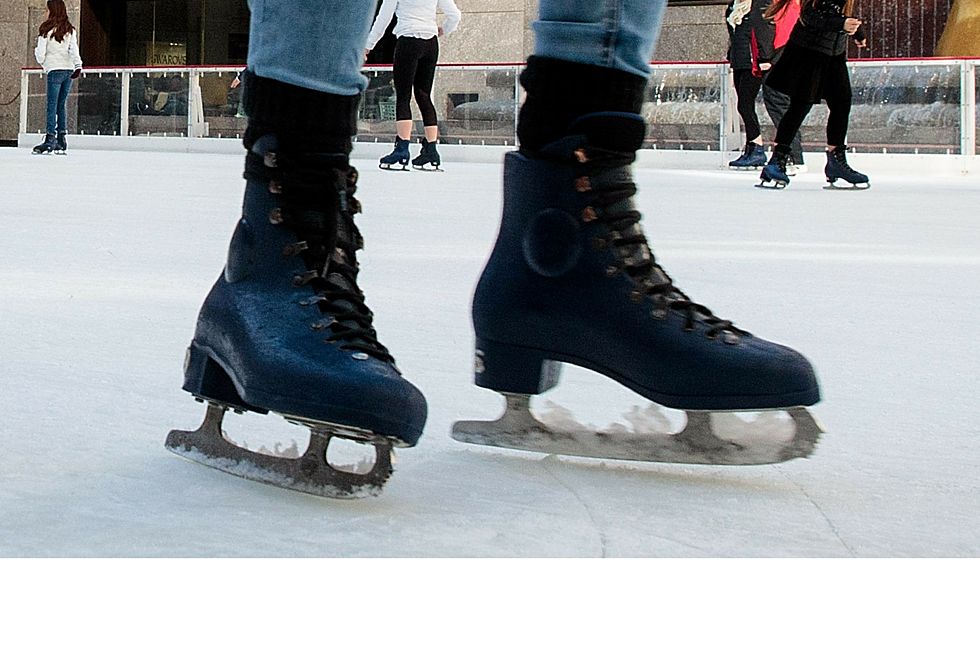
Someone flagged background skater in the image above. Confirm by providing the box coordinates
[726,0,775,169]
[32,0,83,155]
[759,0,869,188]
[367,0,462,170]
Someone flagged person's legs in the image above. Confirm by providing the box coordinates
[412,38,439,142]
[393,37,421,141]
[734,69,764,144]
[56,73,73,134]
[169,0,426,496]
[516,0,666,151]
[824,73,852,148]
[45,72,60,136]
[763,83,804,165]
[774,94,813,148]
[457,0,821,459]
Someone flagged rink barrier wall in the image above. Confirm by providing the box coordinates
[15,133,978,175]
[18,59,980,167]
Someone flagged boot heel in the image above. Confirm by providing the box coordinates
[474,338,561,395]
[182,343,261,412]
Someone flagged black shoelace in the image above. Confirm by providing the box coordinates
[576,146,746,343]
[250,149,396,364]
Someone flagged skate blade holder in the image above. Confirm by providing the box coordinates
[412,164,443,172]
[825,179,870,190]
[756,179,787,190]
[166,402,394,498]
[379,162,410,171]
[452,393,823,466]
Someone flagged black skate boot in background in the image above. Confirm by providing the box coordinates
[54,132,68,155]
[729,141,766,169]
[379,136,410,170]
[758,144,792,189]
[453,108,822,465]
[825,146,869,189]
[167,73,427,498]
[32,134,55,155]
[411,138,442,171]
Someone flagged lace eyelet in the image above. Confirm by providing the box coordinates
[310,319,332,331]
[282,241,308,257]
[706,332,720,341]
[268,207,283,224]
[605,265,620,278]
[269,180,282,194]
[582,207,597,222]
[574,149,589,163]
[263,152,277,168]
[629,290,644,304]
[292,270,318,287]
[575,177,592,192]
[651,308,668,320]
[724,333,741,345]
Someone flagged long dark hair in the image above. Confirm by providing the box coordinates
[38,0,75,43]
[765,0,855,20]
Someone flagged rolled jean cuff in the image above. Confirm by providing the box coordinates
[534,22,652,78]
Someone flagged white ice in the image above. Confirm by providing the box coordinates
[1,146,978,557]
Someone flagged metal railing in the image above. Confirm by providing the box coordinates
[20,59,980,155]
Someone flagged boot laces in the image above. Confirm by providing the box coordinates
[576,146,746,342]
[252,150,396,365]
[833,148,856,173]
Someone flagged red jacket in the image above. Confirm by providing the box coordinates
[772,0,801,49]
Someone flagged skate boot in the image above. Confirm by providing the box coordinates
[167,76,426,498]
[453,113,822,465]
[54,132,67,155]
[411,138,442,171]
[32,134,56,155]
[379,136,410,170]
[729,141,766,169]
[758,144,791,189]
[825,146,869,189]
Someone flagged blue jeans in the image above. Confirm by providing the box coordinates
[46,69,73,135]
[245,0,667,95]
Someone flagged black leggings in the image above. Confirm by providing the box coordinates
[733,69,764,142]
[775,86,852,148]
[393,36,439,126]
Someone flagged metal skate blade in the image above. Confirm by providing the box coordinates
[412,165,443,172]
[451,394,823,466]
[166,403,393,499]
[824,181,870,190]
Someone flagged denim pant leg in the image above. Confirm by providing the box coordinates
[533,0,668,78]
[56,73,73,134]
[45,72,61,135]
[246,0,376,95]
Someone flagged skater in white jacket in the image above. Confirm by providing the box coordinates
[33,0,82,155]
[366,0,461,170]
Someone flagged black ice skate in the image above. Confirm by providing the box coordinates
[32,134,55,155]
[379,136,410,170]
[411,138,442,171]
[757,145,791,189]
[824,146,869,189]
[453,113,822,465]
[54,132,68,155]
[729,141,766,169]
[167,87,427,498]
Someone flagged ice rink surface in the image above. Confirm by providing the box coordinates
[1,146,978,557]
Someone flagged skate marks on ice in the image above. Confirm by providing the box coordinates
[452,393,823,466]
[166,402,394,499]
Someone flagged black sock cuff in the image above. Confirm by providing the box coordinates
[242,70,359,153]
[517,56,648,151]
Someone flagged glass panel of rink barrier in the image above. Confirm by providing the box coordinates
[846,62,961,154]
[355,66,520,146]
[975,63,979,156]
[127,71,189,137]
[643,65,723,150]
[24,72,46,134]
[199,69,247,139]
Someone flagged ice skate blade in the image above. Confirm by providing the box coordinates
[379,163,409,171]
[824,180,869,190]
[412,164,443,172]
[756,179,787,189]
[166,402,393,499]
[451,394,823,466]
